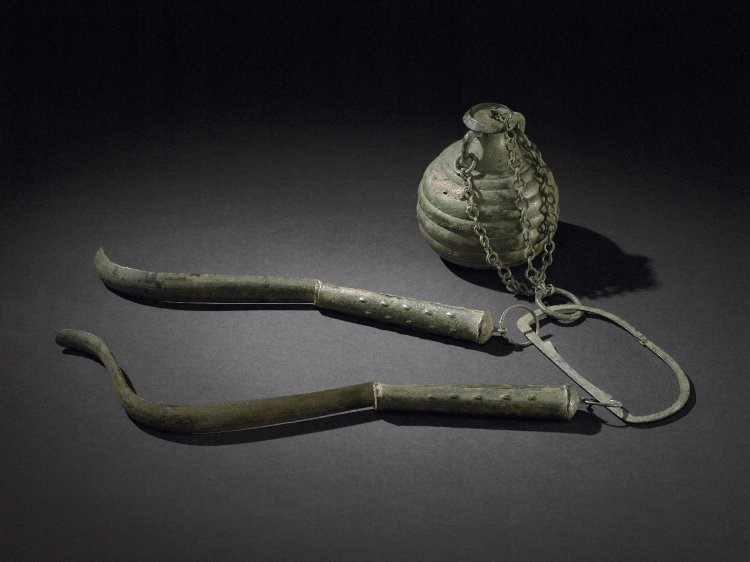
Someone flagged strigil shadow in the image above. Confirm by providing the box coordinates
[443,222,655,299]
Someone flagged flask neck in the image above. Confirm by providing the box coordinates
[471,132,515,174]
[461,104,526,174]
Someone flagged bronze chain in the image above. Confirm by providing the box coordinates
[455,106,556,298]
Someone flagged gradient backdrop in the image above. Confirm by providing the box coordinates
[3,2,749,560]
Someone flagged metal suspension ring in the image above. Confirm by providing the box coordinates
[495,304,540,347]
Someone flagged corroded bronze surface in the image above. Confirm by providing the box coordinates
[315,283,493,344]
[417,104,559,269]
[54,102,690,435]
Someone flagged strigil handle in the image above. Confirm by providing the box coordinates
[315,283,495,344]
[374,383,580,421]
[56,329,581,433]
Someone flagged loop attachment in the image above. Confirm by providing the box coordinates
[495,304,539,347]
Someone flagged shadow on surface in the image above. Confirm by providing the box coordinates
[444,222,655,299]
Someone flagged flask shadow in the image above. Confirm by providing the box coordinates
[443,222,655,299]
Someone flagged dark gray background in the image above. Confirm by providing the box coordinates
[3,1,749,559]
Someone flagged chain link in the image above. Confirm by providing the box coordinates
[455,106,557,298]
[519,130,558,287]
